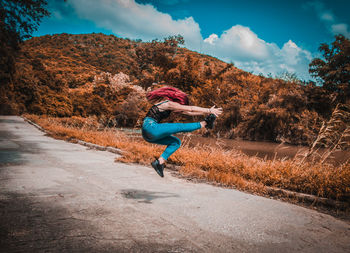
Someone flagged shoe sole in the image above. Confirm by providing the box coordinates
[151,162,164,177]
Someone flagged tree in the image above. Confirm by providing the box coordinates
[276,71,301,84]
[0,0,49,81]
[309,35,350,103]
[135,35,184,88]
[1,0,49,44]
[0,0,49,114]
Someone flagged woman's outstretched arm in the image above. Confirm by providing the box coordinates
[181,111,208,116]
[159,101,223,116]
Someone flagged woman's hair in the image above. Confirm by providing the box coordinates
[146,86,189,105]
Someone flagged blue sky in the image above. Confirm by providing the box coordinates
[33,0,350,81]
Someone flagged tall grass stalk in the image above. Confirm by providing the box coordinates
[305,103,350,163]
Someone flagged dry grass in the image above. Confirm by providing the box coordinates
[306,103,350,163]
[25,114,350,202]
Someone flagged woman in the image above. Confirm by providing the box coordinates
[142,86,223,177]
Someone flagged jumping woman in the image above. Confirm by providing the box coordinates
[142,86,223,177]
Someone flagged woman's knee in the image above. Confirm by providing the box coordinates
[172,137,181,148]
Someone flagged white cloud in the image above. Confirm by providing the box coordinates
[331,23,350,38]
[305,1,350,38]
[202,26,270,62]
[202,26,313,80]
[320,12,334,22]
[203,34,218,45]
[281,40,312,65]
[68,0,202,49]
[67,0,314,80]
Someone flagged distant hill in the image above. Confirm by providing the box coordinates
[1,33,333,145]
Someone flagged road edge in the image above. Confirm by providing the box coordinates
[21,115,350,215]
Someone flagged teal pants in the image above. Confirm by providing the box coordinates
[142,117,201,160]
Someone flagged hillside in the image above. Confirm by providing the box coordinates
[1,33,334,145]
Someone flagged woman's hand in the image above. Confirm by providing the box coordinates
[208,106,223,117]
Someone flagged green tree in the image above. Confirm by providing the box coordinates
[309,35,350,103]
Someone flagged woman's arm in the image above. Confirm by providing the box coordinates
[159,101,222,116]
[180,111,206,116]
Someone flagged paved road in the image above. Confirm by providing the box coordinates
[0,116,349,253]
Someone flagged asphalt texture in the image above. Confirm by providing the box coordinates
[0,116,349,253]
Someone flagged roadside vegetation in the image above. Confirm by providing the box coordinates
[2,33,349,147]
[25,114,350,203]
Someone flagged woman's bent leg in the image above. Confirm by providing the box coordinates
[152,122,201,140]
[153,135,181,160]
[142,120,201,162]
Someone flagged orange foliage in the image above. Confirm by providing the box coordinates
[1,33,335,145]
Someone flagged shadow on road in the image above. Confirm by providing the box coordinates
[0,128,40,166]
[0,191,188,252]
[120,189,179,204]
[0,118,23,124]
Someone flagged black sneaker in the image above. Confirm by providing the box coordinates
[204,114,216,129]
[151,159,165,177]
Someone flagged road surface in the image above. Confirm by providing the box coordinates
[0,116,349,252]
